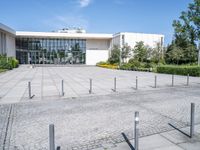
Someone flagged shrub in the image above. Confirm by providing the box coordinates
[97,64,118,69]
[120,63,132,70]
[119,63,151,72]
[144,62,155,68]
[157,65,200,76]
[96,61,108,65]
[0,69,7,73]
[0,56,19,70]
[0,60,12,69]
[128,59,141,68]
[11,58,19,68]
[96,61,118,69]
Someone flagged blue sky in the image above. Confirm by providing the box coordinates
[0,0,193,45]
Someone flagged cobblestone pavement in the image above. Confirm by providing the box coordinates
[1,66,200,149]
[0,86,200,149]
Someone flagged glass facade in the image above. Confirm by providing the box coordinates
[16,38,86,64]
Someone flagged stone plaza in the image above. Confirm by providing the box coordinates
[0,65,200,150]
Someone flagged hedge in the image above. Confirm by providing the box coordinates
[157,65,200,76]
[119,62,153,72]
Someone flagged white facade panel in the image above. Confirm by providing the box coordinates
[6,34,16,57]
[86,50,108,65]
[86,39,111,50]
[113,32,164,48]
[0,23,16,57]
[124,33,164,48]
[86,39,110,65]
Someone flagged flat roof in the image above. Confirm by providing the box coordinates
[16,31,113,40]
[113,32,164,37]
[0,23,16,35]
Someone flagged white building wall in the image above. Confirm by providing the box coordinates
[86,39,110,65]
[112,32,164,48]
[86,50,108,65]
[0,23,16,57]
[123,33,164,48]
[6,34,16,57]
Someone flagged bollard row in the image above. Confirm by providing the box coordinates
[28,74,191,98]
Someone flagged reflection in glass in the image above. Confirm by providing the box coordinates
[16,38,86,64]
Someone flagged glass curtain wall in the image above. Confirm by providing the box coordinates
[16,38,86,64]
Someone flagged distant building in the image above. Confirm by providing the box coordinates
[0,23,164,65]
[57,28,86,33]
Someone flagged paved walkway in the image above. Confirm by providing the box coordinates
[0,65,200,150]
[104,125,200,150]
[0,65,200,104]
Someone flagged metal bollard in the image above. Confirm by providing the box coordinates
[28,81,31,99]
[172,74,174,87]
[113,77,117,92]
[187,74,190,86]
[190,103,195,138]
[56,146,61,150]
[154,75,157,88]
[49,124,55,150]
[134,111,139,150]
[89,78,92,94]
[61,80,64,96]
[136,76,138,90]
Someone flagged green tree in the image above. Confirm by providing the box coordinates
[108,45,120,64]
[121,44,131,63]
[165,42,184,64]
[133,41,148,62]
[169,0,200,64]
[151,42,164,63]
[173,0,200,44]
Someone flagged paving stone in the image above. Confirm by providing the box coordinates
[0,66,200,149]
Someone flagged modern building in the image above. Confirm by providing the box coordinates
[0,23,164,65]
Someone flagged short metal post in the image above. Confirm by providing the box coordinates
[136,76,138,90]
[190,103,195,138]
[154,75,157,88]
[187,74,189,86]
[172,74,174,87]
[89,78,92,94]
[114,77,116,92]
[134,111,139,150]
[28,81,31,99]
[49,124,55,150]
[61,80,64,96]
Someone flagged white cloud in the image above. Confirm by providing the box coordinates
[78,0,92,7]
